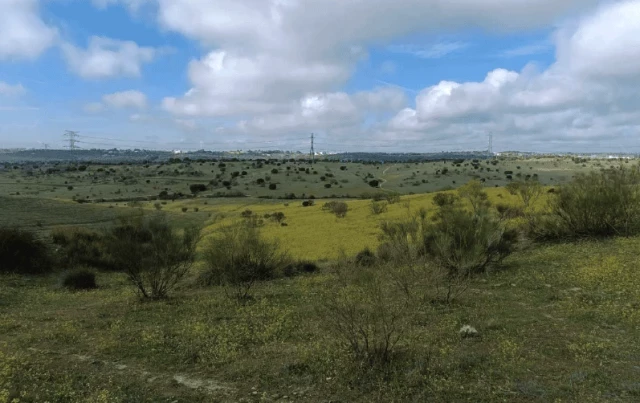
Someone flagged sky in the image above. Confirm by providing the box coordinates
[0,0,639,153]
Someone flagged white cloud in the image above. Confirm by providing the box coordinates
[0,0,57,60]
[383,0,640,150]
[84,91,147,114]
[103,90,147,109]
[555,0,640,79]
[162,50,354,117]
[159,0,599,121]
[61,36,158,79]
[0,82,26,97]
[9,0,639,152]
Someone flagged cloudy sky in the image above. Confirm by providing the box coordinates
[0,0,639,153]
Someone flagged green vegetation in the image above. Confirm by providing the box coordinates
[2,158,640,401]
[105,213,201,299]
[0,227,53,275]
[60,268,98,290]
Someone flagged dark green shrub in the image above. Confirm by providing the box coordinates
[282,260,318,277]
[532,167,640,239]
[104,213,201,299]
[201,223,290,300]
[424,206,517,276]
[355,247,376,267]
[61,268,97,290]
[269,183,277,190]
[0,227,53,275]
[432,192,459,207]
[189,183,207,194]
[51,227,113,271]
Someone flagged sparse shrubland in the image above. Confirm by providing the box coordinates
[5,158,640,401]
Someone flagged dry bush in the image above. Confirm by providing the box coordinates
[370,200,388,215]
[319,263,411,366]
[323,201,349,218]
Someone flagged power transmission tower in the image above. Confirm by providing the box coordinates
[309,133,315,164]
[488,134,493,155]
[64,130,80,150]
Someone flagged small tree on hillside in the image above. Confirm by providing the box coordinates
[105,213,201,299]
[506,179,543,209]
[457,179,490,214]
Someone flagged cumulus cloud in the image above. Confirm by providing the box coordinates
[11,0,639,152]
[159,0,598,121]
[0,0,57,60]
[61,37,159,79]
[0,82,26,97]
[84,91,147,114]
[383,0,640,150]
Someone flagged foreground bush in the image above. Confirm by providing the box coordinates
[201,222,290,300]
[61,268,97,290]
[378,199,517,302]
[531,167,640,239]
[0,227,53,275]
[424,205,517,277]
[104,213,201,299]
[320,263,411,366]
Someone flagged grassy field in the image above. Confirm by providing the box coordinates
[0,156,626,202]
[2,236,640,401]
[2,157,640,402]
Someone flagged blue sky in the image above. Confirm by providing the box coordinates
[0,1,639,153]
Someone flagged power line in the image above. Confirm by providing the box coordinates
[310,133,315,164]
[63,130,80,150]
